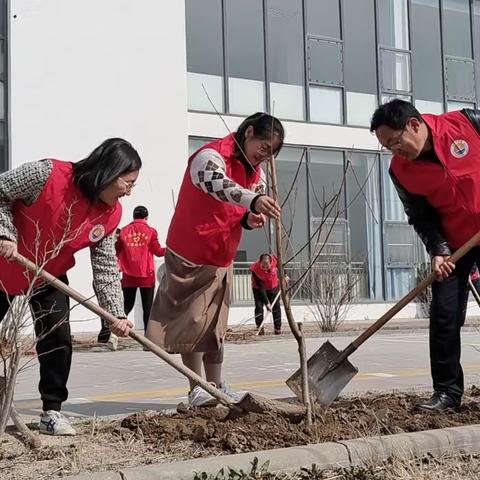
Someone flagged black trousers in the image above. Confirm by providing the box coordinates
[430,247,480,402]
[0,276,71,412]
[253,287,281,329]
[123,286,155,330]
[98,285,155,339]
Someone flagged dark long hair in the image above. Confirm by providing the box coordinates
[73,138,142,203]
[234,112,285,158]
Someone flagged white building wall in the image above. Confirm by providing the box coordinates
[9,0,188,332]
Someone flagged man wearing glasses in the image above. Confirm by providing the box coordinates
[370,99,480,412]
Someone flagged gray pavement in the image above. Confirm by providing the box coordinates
[13,329,480,421]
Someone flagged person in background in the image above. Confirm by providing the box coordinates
[250,253,281,335]
[147,112,284,407]
[0,138,138,435]
[116,206,165,331]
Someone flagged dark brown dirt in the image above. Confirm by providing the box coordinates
[3,389,480,479]
[119,387,480,455]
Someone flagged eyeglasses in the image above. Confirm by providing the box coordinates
[381,125,407,152]
[257,142,273,156]
[118,177,136,190]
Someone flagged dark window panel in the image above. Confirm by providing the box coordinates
[377,0,409,50]
[306,0,340,39]
[343,0,377,94]
[411,0,443,104]
[267,0,304,86]
[309,149,345,219]
[185,0,224,76]
[225,0,265,81]
[443,0,473,58]
[380,49,411,93]
[445,57,476,101]
[307,38,343,85]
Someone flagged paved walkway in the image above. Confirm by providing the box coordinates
[13,328,480,421]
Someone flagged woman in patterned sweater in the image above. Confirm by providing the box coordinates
[0,138,140,435]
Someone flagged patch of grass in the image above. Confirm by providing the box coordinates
[193,454,480,480]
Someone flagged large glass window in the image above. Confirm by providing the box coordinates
[306,0,343,124]
[380,156,419,300]
[343,0,377,126]
[346,153,382,299]
[276,147,309,263]
[186,0,224,112]
[377,0,412,99]
[309,150,346,262]
[267,0,305,120]
[443,0,476,105]
[225,0,265,115]
[411,0,444,114]
[306,0,340,38]
[443,0,473,58]
[377,0,410,50]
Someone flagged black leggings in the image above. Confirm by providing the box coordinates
[123,286,155,330]
[0,276,71,412]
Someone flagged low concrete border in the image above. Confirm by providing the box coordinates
[66,424,480,480]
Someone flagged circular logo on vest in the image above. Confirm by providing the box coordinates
[450,139,469,158]
[89,224,106,243]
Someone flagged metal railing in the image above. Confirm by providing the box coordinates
[231,262,368,304]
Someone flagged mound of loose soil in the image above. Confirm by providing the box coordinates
[2,388,480,479]
[119,387,480,454]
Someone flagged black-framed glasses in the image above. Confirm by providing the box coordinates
[381,124,408,152]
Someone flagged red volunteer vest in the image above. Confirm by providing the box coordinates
[117,219,163,279]
[0,160,122,295]
[167,133,261,267]
[250,255,279,290]
[390,111,480,249]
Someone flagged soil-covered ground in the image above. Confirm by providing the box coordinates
[1,388,480,479]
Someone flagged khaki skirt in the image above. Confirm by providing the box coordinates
[146,249,232,353]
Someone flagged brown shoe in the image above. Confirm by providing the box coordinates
[257,326,265,336]
[274,328,281,335]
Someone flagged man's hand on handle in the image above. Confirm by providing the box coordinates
[432,255,455,281]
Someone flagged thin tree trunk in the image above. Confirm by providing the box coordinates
[10,404,41,448]
[269,156,312,424]
[0,349,21,435]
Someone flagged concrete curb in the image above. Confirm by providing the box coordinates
[65,423,480,479]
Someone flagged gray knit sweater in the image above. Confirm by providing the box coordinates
[0,159,125,317]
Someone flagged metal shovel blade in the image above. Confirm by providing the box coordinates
[286,340,358,408]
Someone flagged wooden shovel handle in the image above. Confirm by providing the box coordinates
[13,253,236,409]
[352,230,480,350]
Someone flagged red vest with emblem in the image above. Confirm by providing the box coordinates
[117,219,164,280]
[0,160,122,295]
[167,133,261,267]
[250,255,279,290]
[390,111,480,249]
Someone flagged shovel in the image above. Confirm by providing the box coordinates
[286,231,480,408]
[14,253,305,420]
